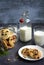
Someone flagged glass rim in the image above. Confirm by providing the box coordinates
[33,25,44,31]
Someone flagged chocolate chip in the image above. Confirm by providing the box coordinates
[6,31,8,32]
[6,38,9,41]
[1,33,4,35]
[5,34,7,35]
[37,57,39,59]
[7,43,10,46]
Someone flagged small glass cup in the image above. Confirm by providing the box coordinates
[33,26,44,46]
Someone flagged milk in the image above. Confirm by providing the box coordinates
[20,26,32,42]
[34,31,44,46]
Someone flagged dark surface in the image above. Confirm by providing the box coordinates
[0,39,44,65]
[0,23,44,65]
[0,41,44,65]
[0,0,44,24]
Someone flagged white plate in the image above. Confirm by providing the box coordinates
[18,45,44,61]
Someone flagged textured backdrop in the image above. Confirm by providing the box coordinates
[0,0,44,24]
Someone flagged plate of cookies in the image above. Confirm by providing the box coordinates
[18,45,44,61]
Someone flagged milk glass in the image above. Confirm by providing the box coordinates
[34,26,44,46]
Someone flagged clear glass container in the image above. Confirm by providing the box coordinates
[33,25,44,46]
[19,11,32,42]
[0,25,18,49]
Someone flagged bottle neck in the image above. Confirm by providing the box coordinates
[20,22,27,28]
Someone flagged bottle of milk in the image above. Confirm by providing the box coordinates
[19,11,32,42]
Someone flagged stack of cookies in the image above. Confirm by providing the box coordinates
[0,28,17,49]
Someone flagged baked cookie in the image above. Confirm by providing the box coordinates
[9,35,16,44]
[1,29,10,39]
[21,48,29,58]
[2,39,14,49]
[29,49,41,59]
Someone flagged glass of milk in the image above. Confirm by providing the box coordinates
[34,26,44,46]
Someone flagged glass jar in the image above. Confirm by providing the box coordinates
[33,26,44,46]
[0,25,18,49]
[19,11,32,42]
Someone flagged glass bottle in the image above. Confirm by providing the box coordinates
[19,11,32,42]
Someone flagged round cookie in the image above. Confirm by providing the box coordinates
[9,35,16,45]
[29,49,41,59]
[1,29,11,39]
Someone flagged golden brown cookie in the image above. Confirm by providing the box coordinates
[29,49,41,59]
[21,48,29,58]
[9,35,17,44]
[2,39,14,49]
[1,29,10,39]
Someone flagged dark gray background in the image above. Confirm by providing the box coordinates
[0,0,44,24]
